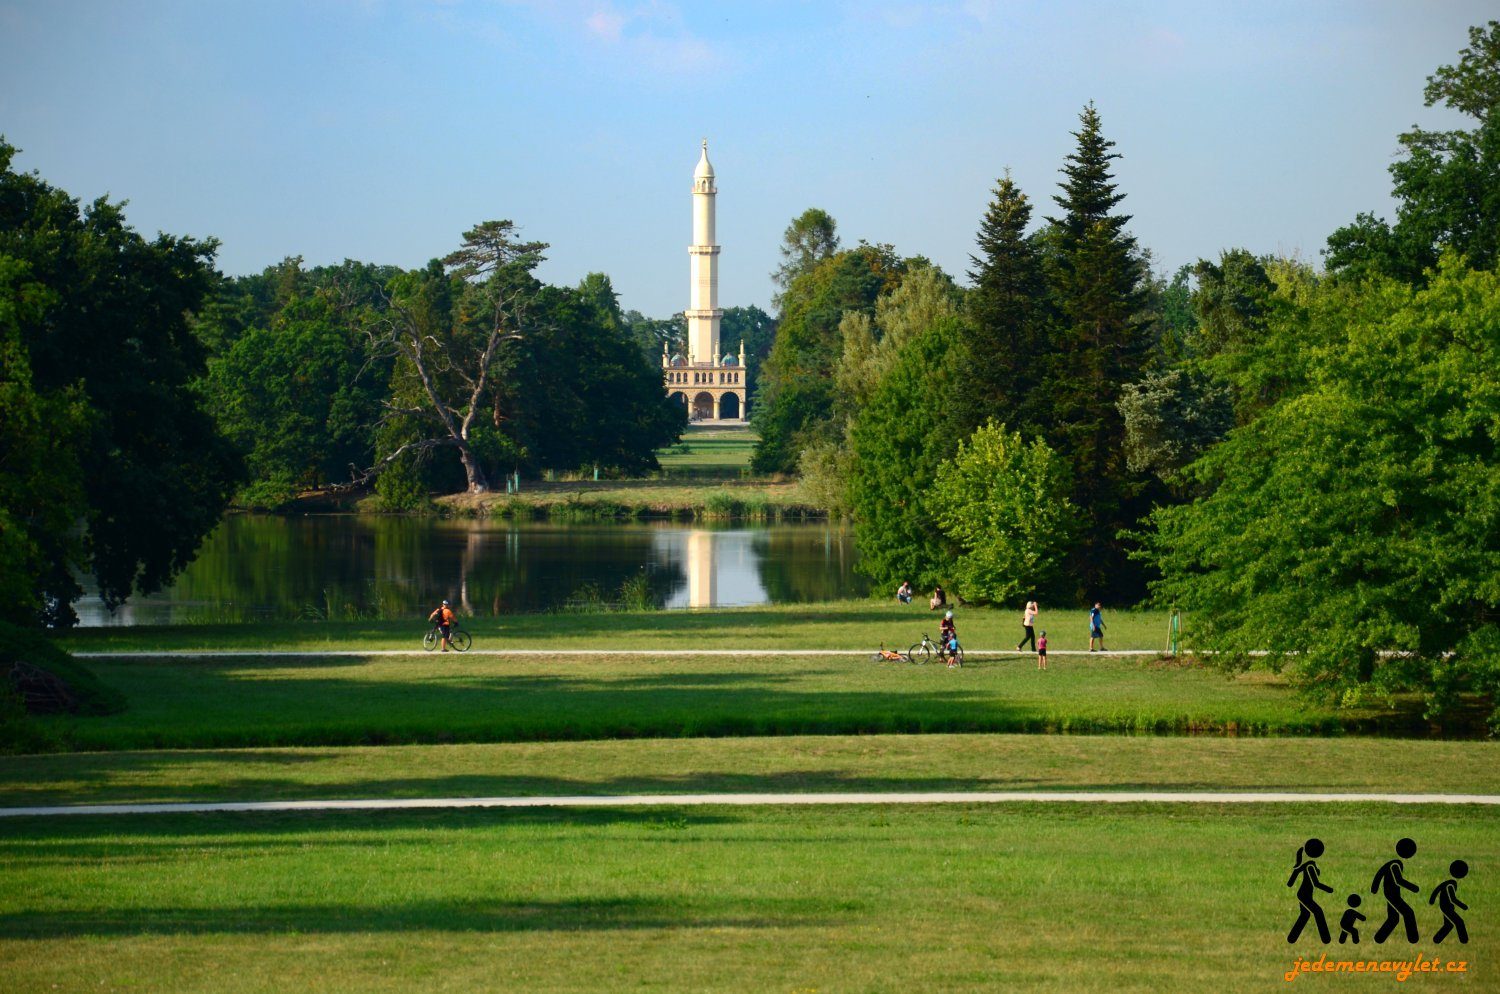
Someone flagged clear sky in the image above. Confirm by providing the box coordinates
[1,1,1490,317]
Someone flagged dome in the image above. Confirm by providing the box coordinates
[694,140,714,181]
[722,355,737,366]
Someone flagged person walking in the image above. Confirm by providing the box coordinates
[1017,600,1038,652]
[427,599,456,652]
[1430,860,1469,944]
[1287,839,1335,944]
[1088,603,1106,652]
[1371,838,1421,944]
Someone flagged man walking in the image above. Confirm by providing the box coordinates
[1089,603,1106,652]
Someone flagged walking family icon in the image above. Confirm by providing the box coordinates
[1286,837,1471,945]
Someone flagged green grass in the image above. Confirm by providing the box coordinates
[21,651,1436,753]
[654,427,758,475]
[57,602,1177,653]
[4,735,1500,806]
[434,477,817,519]
[0,804,1493,992]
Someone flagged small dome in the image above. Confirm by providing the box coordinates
[694,140,714,181]
[722,355,737,366]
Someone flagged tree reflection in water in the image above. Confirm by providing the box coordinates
[73,516,868,625]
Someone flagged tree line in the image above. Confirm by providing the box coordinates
[751,22,1499,724]
[0,154,715,626]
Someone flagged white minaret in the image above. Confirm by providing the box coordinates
[687,139,721,367]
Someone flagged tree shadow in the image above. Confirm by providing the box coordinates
[0,894,838,939]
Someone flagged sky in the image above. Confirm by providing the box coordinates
[0,1,1491,317]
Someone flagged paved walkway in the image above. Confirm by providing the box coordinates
[4,790,1497,819]
[75,649,1163,658]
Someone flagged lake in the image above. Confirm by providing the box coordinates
[74,515,869,626]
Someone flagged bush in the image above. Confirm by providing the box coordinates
[0,621,126,716]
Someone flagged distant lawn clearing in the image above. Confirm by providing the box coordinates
[58,602,1178,654]
[0,804,1493,993]
[4,735,1500,807]
[27,650,1432,752]
[654,426,758,474]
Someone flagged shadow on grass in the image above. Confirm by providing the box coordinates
[0,894,839,938]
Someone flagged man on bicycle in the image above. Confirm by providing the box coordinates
[428,599,456,652]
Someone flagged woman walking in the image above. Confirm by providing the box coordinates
[1287,838,1334,943]
[1016,600,1038,652]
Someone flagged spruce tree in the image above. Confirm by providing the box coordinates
[1042,103,1152,599]
[967,171,1045,431]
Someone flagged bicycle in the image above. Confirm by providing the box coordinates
[907,633,941,664]
[871,643,908,663]
[423,624,472,652]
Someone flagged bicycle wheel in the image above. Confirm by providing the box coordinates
[451,629,472,653]
[422,630,438,652]
[908,641,932,664]
[952,647,965,668]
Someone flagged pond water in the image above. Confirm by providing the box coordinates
[74,515,869,626]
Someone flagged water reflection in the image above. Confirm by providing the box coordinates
[74,515,869,625]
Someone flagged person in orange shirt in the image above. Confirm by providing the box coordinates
[428,599,457,652]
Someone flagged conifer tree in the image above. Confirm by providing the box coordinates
[967,171,1045,431]
[1042,103,1152,597]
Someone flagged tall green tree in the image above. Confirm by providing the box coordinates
[847,314,972,589]
[751,244,905,474]
[0,140,242,624]
[0,257,89,626]
[1326,21,1500,283]
[1039,103,1153,597]
[967,172,1046,430]
[770,208,840,308]
[1142,258,1500,724]
[366,221,545,493]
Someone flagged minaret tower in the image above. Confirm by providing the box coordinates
[663,139,746,422]
[687,139,721,366]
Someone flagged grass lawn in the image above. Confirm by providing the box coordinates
[654,427,758,475]
[0,803,1493,993]
[23,651,1435,752]
[4,735,1500,806]
[58,601,1178,653]
[435,477,813,517]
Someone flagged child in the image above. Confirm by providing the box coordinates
[1339,894,1365,943]
[1037,630,1048,670]
[1430,860,1469,944]
[1088,603,1106,652]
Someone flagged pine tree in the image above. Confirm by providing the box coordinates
[1042,103,1152,598]
[967,171,1045,431]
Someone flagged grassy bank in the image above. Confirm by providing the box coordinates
[57,602,1177,653]
[23,650,1439,752]
[5,735,1500,806]
[432,478,818,520]
[653,427,758,477]
[1,804,1493,993]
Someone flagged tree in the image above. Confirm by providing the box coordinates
[1039,103,1153,597]
[1326,21,1500,283]
[930,421,1076,604]
[1140,258,1500,724]
[847,314,972,589]
[205,290,385,507]
[1117,368,1232,483]
[770,208,840,307]
[0,140,242,624]
[366,221,545,494]
[967,172,1046,431]
[0,257,89,626]
[752,244,905,474]
[720,304,777,397]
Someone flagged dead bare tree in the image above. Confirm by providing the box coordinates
[361,221,546,494]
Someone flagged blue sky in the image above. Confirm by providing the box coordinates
[0,1,1490,316]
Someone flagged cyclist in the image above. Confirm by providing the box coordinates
[427,599,457,652]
